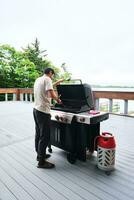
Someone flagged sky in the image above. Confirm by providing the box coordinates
[1,0,134,86]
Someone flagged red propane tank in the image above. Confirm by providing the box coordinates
[97,132,116,171]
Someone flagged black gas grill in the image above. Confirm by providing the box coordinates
[49,83,109,164]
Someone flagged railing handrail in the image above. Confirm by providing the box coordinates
[93,90,134,100]
[1,88,134,98]
[0,88,19,94]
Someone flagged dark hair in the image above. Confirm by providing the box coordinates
[44,67,55,75]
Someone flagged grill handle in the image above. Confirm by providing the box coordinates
[65,78,82,84]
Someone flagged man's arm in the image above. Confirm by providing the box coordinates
[49,90,62,104]
[53,79,64,87]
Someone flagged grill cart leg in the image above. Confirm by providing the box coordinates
[66,116,78,164]
[86,123,100,152]
[76,124,87,162]
[48,143,52,153]
[67,153,77,164]
[76,122,100,161]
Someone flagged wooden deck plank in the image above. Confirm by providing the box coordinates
[0,166,34,200]
[1,145,98,200]
[0,102,134,200]
[0,180,18,200]
[15,140,134,200]
[0,102,34,148]
[1,140,133,200]
[0,158,51,200]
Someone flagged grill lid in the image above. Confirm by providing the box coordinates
[52,84,94,113]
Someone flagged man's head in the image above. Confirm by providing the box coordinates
[44,68,55,79]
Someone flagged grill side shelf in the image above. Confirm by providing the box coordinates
[90,113,109,124]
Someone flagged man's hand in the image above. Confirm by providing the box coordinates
[49,90,62,104]
[57,98,62,104]
[53,79,64,87]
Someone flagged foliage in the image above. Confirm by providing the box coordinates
[0,39,71,88]
[22,38,72,82]
[0,44,39,88]
[22,38,49,74]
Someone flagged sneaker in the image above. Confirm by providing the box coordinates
[36,154,51,161]
[37,160,55,169]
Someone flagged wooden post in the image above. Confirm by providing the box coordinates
[16,89,20,101]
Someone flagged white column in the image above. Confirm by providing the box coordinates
[30,94,33,102]
[13,93,17,101]
[20,93,24,101]
[5,93,8,101]
[25,93,28,101]
[124,100,128,115]
[109,99,113,113]
[95,99,99,110]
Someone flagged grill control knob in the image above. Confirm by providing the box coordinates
[64,118,68,123]
[60,116,63,121]
[55,115,60,121]
[80,117,85,122]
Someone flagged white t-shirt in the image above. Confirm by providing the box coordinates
[33,75,53,114]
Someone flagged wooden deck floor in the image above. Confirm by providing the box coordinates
[0,101,134,200]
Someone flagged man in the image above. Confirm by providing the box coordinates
[33,67,63,169]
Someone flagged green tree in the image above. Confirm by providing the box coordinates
[0,44,39,88]
[23,38,52,74]
[0,39,72,88]
[0,45,16,87]
[22,38,72,82]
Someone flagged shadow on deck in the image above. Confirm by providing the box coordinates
[0,101,134,200]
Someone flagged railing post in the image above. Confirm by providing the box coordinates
[5,93,8,101]
[16,89,20,101]
[20,93,24,101]
[95,99,99,110]
[109,99,113,113]
[25,93,28,101]
[30,94,33,102]
[13,93,16,101]
[124,100,128,115]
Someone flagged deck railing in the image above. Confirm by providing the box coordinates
[0,88,33,102]
[0,88,134,116]
[93,90,134,116]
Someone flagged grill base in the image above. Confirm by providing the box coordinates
[49,120,100,163]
